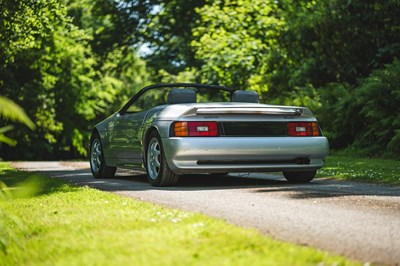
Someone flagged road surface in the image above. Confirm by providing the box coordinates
[12,161,400,265]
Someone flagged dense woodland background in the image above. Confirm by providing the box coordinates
[0,0,399,160]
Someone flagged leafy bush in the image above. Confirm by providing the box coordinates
[319,60,400,158]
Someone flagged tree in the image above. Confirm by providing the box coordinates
[141,0,206,76]
[0,0,63,152]
[192,0,284,96]
[319,60,400,157]
[66,0,151,56]
[189,0,400,157]
[273,0,400,89]
[0,0,149,159]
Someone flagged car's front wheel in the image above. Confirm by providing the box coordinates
[90,133,116,178]
[283,171,316,183]
[146,131,179,186]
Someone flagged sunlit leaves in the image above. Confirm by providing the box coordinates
[192,0,284,95]
[0,0,149,158]
[0,97,35,146]
[0,0,65,62]
[0,97,35,130]
[142,0,206,75]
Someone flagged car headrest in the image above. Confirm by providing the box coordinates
[231,90,259,103]
[167,88,197,104]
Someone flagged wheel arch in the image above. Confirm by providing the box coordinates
[142,126,159,166]
[91,127,100,140]
[90,127,113,167]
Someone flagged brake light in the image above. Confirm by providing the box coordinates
[288,122,320,136]
[173,122,218,137]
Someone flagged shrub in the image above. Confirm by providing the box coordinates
[319,59,400,158]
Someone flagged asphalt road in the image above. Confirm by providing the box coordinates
[12,161,400,265]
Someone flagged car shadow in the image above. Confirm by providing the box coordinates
[103,170,400,200]
[111,170,400,201]
[13,164,400,200]
[115,170,288,186]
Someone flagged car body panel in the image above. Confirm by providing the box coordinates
[162,136,328,174]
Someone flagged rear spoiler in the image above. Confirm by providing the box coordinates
[194,107,304,116]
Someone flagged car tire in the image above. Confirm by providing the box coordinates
[90,133,116,178]
[146,131,179,186]
[283,171,316,183]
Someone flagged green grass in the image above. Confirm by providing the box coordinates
[318,155,400,185]
[0,162,359,266]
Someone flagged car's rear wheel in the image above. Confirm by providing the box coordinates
[90,133,116,178]
[283,171,316,183]
[146,131,179,186]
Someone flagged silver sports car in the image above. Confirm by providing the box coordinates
[90,83,329,186]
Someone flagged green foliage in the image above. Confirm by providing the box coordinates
[65,0,144,56]
[0,97,35,146]
[319,60,400,157]
[0,0,53,147]
[0,0,65,64]
[142,0,206,76]
[270,0,400,89]
[0,0,149,159]
[355,60,400,156]
[317,83,357,148]
[192,0,284,96]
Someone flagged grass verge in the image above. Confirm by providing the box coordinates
[0,162,360,266]
[318,154,400,185]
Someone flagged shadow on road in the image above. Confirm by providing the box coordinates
[17,162,400,200]
[108,171,400,197]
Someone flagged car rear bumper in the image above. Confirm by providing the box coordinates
[162,137,329,174]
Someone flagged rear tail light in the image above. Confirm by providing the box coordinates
[173,122,218,137]
[287,122,320,136]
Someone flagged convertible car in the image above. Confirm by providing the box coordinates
[90,83,329,186]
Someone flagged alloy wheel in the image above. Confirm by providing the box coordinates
[91,139,102,173]
[147,137,161,180]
